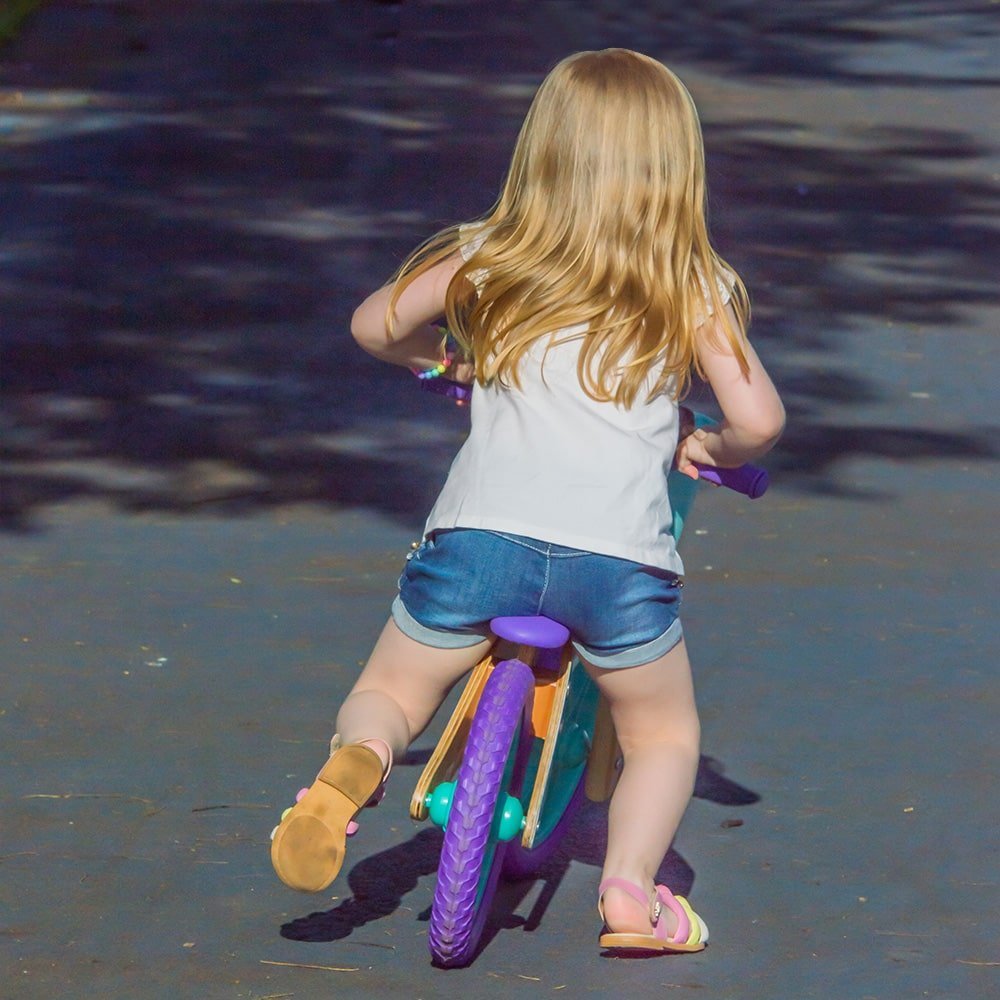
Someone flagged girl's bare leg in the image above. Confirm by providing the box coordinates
[583,638,701,936]
[335,618,493,770]
[271,619,488,893]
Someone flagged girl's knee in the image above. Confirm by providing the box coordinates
[616,711,700,760]
[607,679,700,753]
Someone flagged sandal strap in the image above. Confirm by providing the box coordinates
[598,877,649,907]
[675,894,706,946]
[326,735,391,840]
[654,885,692,945]
[597,877,651,923]
[330,734,393,782]
[360,738,393,780]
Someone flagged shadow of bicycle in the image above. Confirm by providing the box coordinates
[278,754,757,961]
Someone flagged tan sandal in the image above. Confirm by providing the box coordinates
[270,739,389,892]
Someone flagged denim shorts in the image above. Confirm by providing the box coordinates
[392,528,683,669]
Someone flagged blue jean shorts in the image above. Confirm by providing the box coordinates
[391,528,683,669]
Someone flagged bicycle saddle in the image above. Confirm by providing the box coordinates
[490,616,570,649]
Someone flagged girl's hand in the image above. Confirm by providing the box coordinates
[675,407,723,481]
[448,356,475,385]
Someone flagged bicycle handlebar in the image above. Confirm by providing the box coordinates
[689,462,769,499]
[419,377,769,498]
[421,378,471,403]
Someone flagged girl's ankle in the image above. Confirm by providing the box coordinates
[357,738,393,774]
[600,883,678,937]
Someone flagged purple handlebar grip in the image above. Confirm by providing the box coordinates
[420,378,472,402]
[692,462,769,499]
[420,378,472,403]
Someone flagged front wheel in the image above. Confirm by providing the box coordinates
[428,659,534,967]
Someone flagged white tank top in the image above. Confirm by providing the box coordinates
[423,235,732,572]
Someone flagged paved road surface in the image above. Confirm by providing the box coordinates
[1,3,996,998]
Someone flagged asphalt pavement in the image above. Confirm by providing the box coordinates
[1,3,997,998]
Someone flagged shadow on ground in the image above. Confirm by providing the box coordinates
[1,1,996,531]
[276,754,755,962]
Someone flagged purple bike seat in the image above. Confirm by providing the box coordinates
[490,616,570,649]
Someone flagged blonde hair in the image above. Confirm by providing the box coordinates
[388,48,750,406]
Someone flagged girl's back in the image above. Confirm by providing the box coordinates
[424,321,686,571]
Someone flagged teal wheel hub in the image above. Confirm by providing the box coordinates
[497,794,525,842]
[426,781,456,828]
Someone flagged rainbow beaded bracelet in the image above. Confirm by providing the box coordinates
[412,327,459,380]
[412,354,453,380]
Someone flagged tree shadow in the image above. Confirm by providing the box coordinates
[1,1,996,531]
[543,0,999,87]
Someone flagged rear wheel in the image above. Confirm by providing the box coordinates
[428,659,534,967]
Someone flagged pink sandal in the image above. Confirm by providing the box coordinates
[598,878,709,953]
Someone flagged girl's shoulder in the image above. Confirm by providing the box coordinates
[694,260,738,322]
[457,223,492,289]
[458,222,491,261]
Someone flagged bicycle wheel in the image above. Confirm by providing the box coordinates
[428,659,535,967]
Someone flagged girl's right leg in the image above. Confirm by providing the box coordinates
[336,616,494,767]
[583,638,701,938]
[271,618,491,892]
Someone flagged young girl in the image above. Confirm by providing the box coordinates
[270,48,784,954]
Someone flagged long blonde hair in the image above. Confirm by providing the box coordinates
[388,48,750,406]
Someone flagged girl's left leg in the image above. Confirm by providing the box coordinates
[583,638,702,940]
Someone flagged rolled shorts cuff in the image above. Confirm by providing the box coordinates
[574,618,684,670]
[391,595,491,649]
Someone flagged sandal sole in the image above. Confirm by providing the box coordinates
[599,932,705,953]
[270,744,384,892]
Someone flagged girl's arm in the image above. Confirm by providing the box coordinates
[675,303,785,475]
[351,255,465,372]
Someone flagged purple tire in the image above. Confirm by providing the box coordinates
[428,660,535,967]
